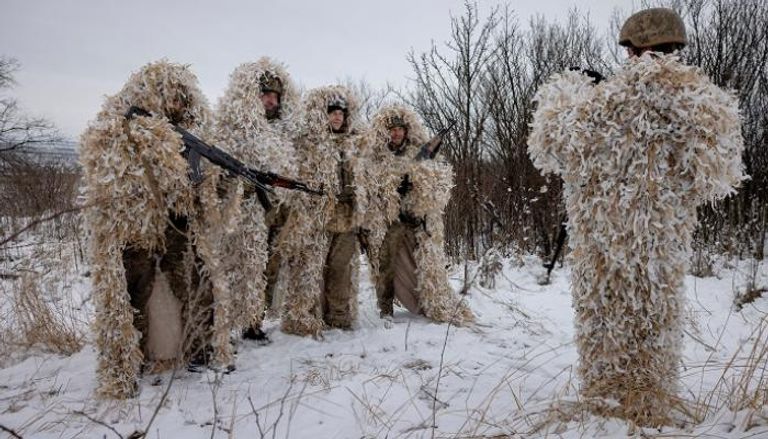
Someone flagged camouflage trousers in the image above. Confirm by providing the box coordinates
[376,221,420,317]
[122,215,213,367]
[264,204,289,310]
[320,231,358,329]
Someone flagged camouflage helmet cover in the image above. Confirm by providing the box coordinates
[259,70,283,95]
[619,8,687,48]
[386,115,407,130]
[327,94,348,113]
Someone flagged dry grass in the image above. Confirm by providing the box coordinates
[686,313,768,429]
[4,273,84,357]
[0,153,87,363]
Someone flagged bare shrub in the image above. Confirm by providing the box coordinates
[0,155,80,218]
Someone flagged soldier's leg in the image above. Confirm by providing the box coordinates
[241,230,277,343]
[376,223,406,317]
[322,231,358,329]
[243,215,281,342]
[234,201,275,342]
[392,225,421,314]
[264,204,288,309]
[123,245,155,361]
[161,216,214,365]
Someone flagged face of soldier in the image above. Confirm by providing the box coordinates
[165,88,190,124]
[389,126,407,147]
[261,91,280,120]
[328,109,346,132]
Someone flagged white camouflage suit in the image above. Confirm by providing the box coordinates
[81,60,235,398]
[362,104,474,325]
[528,53,746,423]
[277,85,370,336]
[214,57,301,335]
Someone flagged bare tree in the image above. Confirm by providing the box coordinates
[483,8,610,256]
[408,2,500,260]
[0,56,74,233]
[0,56,60,154]
[408,4,610,263]
[681,0,768,259]
[339,77,398,123]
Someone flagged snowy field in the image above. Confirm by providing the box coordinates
[1,235,767,439]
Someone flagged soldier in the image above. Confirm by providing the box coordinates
[362,104,473,325]
[81,60,236,398]
[528,8,745,425]
[215,57,301,343]
[277,85,369,336]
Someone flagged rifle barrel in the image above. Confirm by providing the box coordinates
[124,106,323,198]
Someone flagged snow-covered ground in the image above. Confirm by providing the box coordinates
[1,241,767,438]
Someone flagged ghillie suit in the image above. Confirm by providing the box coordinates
[528,54,745,424]
[362,105,473,325]
[81,60,237,399]
[277,85,369,336]
[214,57,301,334]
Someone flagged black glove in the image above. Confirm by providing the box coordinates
[398,211,424,227]
[397,175,413,196]
[569,66,604,85]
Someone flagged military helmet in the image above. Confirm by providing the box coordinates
[386,115,407,130]
[259,71,283,95]
[327,95,348,113]
[619,8,687,48]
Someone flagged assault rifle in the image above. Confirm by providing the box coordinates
[398,119,458,196]
[543,215,568,284]
[415,119,457,161]
[124,106,323,211]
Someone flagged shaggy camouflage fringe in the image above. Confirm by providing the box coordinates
[528,54,745,425]
[363,105,474,325]
[214,57,301,330]
[215,57,300,175]
[81,60,233,398]
[278,85,369,336]
[221,197,268,329]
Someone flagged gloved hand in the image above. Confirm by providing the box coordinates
[568,66,605,85]
[398,211,423,227]
[397,175,413,196]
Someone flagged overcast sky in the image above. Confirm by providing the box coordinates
[1,0,639,140]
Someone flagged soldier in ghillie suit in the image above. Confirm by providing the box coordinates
[277,85,370,336]
[528,8,745,425]
[81,60,238,398]
[361,104,473,325]
[215,57,301,343]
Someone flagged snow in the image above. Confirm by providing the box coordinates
[1,248,766,438]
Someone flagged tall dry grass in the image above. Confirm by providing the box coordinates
[4,273,84,357]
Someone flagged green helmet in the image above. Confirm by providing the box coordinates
[619,8,687,48]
